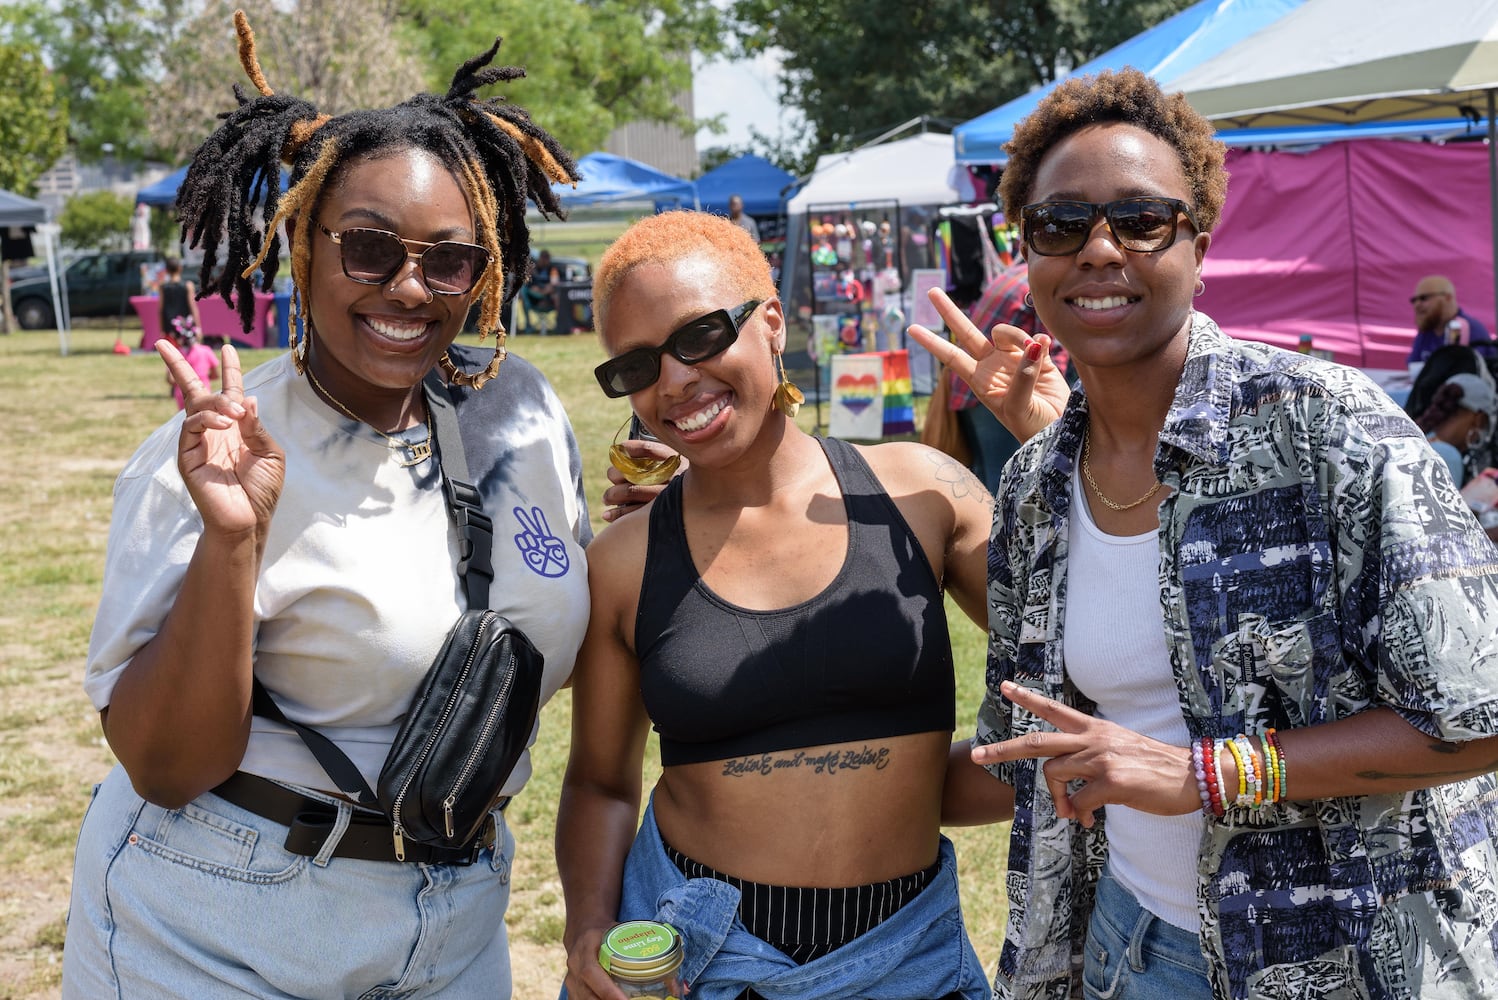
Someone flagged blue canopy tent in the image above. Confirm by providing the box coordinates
[137,165,288,208]
[679,154,797,217]
[953,0,1305,165]
[554,152,697,208]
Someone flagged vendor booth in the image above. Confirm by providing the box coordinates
[780,132,975,431]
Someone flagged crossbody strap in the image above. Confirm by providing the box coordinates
[247,373,490,806]
[423,371,493,610]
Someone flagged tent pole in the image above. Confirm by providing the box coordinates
[1489,88,1497,328]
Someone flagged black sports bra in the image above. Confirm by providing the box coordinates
[635,436,955,766]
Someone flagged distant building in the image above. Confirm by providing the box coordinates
[33,152,171,218]
[603,87,697,179]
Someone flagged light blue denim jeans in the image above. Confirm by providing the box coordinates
[1083,867,1212,1000]
[63,764,515,999]
[607,798,989,1000]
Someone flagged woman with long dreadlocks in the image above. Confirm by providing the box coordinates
[63,12,583,997]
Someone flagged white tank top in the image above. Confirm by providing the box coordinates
[1064,466,1204,933]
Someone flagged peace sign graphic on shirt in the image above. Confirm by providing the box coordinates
[513,505,569,578]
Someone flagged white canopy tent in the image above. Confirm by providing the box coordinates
[1170,0,1498,316]
[786,132,969,215]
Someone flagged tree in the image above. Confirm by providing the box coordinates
[401,0,727,157]
[148,0,430,165]
[0,40,69,195]
[60,190,135,250]
[729,0,1193,164]
[3,0,189,163]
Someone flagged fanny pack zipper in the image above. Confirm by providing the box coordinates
[442,644,518,838]
[391,610,496,860]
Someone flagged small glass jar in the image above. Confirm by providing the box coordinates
[599,920,685,999]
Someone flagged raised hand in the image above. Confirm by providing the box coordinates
[972,681,1199,826]
[907,287,1071,445]
[157,340,285,540]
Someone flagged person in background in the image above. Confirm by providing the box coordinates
[1408,274,1495,365]
[166,324,219,410]
[914,67,1498,1000]
[521,248,563,330]
[727,193,760,242]
[62,12,586,998]
[1403,343,1492,421]
[1415,371,1496,487]
[156,256,202,346]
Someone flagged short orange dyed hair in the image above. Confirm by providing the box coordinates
[593,210,776,330]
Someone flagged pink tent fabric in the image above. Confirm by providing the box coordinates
[1199,141,1494,370]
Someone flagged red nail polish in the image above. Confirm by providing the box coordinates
[1026,342,1044,362]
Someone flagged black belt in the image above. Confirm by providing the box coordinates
[211,771,502,866]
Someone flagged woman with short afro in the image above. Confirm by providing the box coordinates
[64,11,588,997]
[916,67,1498,1000]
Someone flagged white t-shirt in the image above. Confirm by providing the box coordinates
[1064,466,1204,933]
[86,346,591,797]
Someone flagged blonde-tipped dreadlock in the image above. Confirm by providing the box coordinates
[177,10,580,385]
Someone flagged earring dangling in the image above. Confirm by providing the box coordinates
[608,416,681,486]
[291,287,308,375]
[439,309,509,390]
[773,353,804,418]
[1194,279,1206,297]
[439,342,505,390]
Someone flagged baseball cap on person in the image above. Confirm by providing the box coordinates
[1444,373,1497,414]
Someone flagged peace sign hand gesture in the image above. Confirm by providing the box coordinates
[157,339,285,542]
[972,681,1200,827]
[906,288,1071,445]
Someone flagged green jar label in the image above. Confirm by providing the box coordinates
[602,920,676,962]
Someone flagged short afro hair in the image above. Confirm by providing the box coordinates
[593,211,776,333]
[999,68,1227,233]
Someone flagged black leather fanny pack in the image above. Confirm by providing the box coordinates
[250,373,544,860]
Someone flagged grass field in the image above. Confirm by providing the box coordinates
[0,322,1009,998]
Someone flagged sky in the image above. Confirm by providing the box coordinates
[692,49,802,152]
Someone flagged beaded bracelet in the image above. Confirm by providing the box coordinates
[1203,737,1224,816]
[1210,735,1227,813]
[1270,730,1282,802]
[1192,739,1212,815]
[1265,728,1287,801]
[1223,736,1248,807]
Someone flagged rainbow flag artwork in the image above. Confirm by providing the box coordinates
[829,353,885,440]
[881,350,915,436]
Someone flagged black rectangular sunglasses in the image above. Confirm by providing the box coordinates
[1020,197,1199,257]
[594,299,763,398]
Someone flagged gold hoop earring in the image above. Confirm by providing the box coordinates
[439,337,506,390]
[608,416,680,486]
[773,352,804,418]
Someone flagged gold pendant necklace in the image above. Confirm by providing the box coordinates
[305,366,433,467]
[1081,429,1162,512]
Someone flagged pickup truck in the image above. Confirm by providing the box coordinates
[8,250,162,330]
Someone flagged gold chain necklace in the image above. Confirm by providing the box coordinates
[304,367,433,467]
[1081,429,1162,512]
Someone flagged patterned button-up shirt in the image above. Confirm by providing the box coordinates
[978,312,1498,1000]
